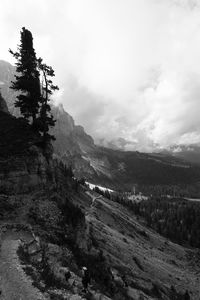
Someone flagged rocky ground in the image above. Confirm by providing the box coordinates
[0,226,46,300]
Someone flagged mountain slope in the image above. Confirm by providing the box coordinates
[82,190,200,299]
[82,147,200,188]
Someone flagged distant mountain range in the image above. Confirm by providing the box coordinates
[1,59,200,191]
[169,144,200,165]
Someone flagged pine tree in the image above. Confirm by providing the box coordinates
[37,58,58,143]
[9,27,41,123]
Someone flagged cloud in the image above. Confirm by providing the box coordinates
[1,0,200,151]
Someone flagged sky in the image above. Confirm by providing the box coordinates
[1,0,200,151]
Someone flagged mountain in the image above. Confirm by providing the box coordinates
[169,144,200,165]
[72,146,200,192]
[48,103,200,191]
[1,59,200,193]
[51,103,95,156]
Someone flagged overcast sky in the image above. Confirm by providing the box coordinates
[1,0,200,151]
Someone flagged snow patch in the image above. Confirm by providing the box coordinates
[86,181,114,193]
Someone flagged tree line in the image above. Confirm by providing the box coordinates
[9,27,58,145]
[131,197,200,248]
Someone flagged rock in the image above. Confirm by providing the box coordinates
[0,143,54,194]
[47,243,61,256]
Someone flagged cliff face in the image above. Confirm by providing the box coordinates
[0,145,50,194]
[0,110,53,194]
[51,104,95,157]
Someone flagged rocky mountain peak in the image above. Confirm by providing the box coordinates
[51,104,75,135]
[0,60,14,77]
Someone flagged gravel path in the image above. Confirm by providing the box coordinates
[0,231,47,300]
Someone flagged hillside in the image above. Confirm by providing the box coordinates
[76,147,200,190]
[83,191,200,299]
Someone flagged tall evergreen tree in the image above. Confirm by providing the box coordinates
[37,58,58,143]
[9,27,41,123]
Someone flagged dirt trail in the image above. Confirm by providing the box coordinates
[85,191,102,204]
[0,228,110,300]
[0,229,47,300]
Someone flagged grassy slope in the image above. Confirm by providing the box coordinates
[83,190,200,299]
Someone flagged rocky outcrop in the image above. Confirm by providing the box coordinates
[0,110,54,194]
[0,145,53,194]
